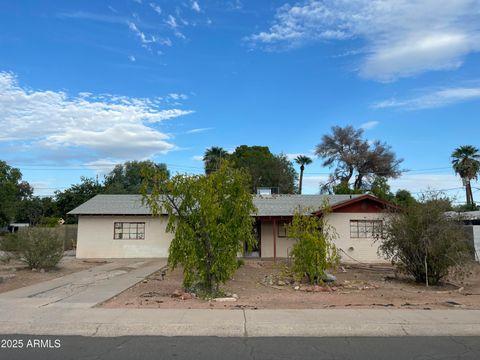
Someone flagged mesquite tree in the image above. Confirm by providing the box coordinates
[315,126,402,193]
[141,162,256,296]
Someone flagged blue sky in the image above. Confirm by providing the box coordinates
[1,0,479,202]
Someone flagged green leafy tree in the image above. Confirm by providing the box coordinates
[229,145,297,194]
[294,155,313,194]
[287,207,339,285]
[394,189,417,208]
[203,146,229,175]
[104,160,169,194]
[379,198,472,286]
[0,161,33,227]
[451,145,480,207]
[315,126,402,193]
[15,196,58,226]
[369,177,394,201]
[55,177,104,223]
[142,162,256,296]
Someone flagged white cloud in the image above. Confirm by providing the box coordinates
[191,1,201,12]
[0,72,194,161]
[248,0,480,81]
[192,155,204,161]
[166,15,178,29]
[390,174,463,196]
[128,55,136,62]
[186,127,212,134]
[373,86,480,110]
[128,21,155,44]
[168,93,188,100]
[149,2,162,15]
[360,121,379,130]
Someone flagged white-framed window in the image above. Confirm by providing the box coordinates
[350,220,383,238]
[114,222,145,240]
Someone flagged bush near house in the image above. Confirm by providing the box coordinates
[379,200,472,286]
[287,207,339,285]
[0,227,64,269]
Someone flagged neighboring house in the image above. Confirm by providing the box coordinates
[446,211,480,262]
[69,194,396,263]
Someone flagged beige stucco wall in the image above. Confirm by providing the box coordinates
[260,212,389,263]
[76,215,173,258]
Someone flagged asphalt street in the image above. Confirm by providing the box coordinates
[1,335,479,360]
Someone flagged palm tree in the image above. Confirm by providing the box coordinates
[294,155,313,194]
[451,145,480,206]
[203,146,229,175]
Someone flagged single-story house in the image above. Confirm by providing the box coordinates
[69,194,397,263]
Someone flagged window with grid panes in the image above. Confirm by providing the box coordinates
[350,220,383,238]
[114,222,145,240]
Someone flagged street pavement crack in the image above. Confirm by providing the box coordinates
[243,309,248,337]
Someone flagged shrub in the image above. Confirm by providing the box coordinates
[379,200,472,286]
[287,207,339,284]
[0,228,64,269]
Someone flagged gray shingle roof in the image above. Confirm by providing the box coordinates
[253,194,363,216]
[68,194,363,217]
[68,195,157,215]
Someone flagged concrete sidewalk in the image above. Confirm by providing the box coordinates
[0,307,479,337]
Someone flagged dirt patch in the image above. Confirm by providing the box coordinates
[102,259,480,310]
[0,256,105,294]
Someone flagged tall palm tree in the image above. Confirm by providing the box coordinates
[294,155,313,194]
[203,146,229,175]
[451,145,480,206]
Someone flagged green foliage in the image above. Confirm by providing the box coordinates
[142,162,256,296]
[15,196,58,226]
[369,177,394,201]
[55,177,103,222]
[0,160,33,227]
[229,145,298,194]
[0,228,64,269]
[287,207,339,285]
[393,189,417,208]
[379,199,472,285]
[332,182,365,195]
[203,147,229,175]
[451,145,480,206]
[294,155,313,194]
[104,160,169,194]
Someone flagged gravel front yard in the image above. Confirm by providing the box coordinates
[102,259,480,310]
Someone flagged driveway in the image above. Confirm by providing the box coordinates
[0,259,166,309]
